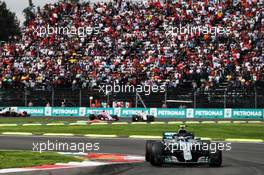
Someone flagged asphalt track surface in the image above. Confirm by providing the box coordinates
[0,135,264,175]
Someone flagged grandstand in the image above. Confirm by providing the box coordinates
[0,0,263,108]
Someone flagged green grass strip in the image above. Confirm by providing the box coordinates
[0,124,263,140]
[0,151,81,169]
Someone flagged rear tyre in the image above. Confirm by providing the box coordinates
[145,140,155,161]
[147,115,155,122]
[11,112,18,117]
[209,149,222,167]
[22,111,28,117]
[89,114,96,120]
[5,111,11,117]
[150,142,163,166]
[112,115,119,121]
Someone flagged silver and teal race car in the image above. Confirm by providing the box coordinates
[145,126,222,167]
[0,107,30,117]
[131,111,155,122]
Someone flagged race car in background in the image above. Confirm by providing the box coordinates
[89,111,119,121]
[145,126,222,167]
[0,107,30,117]
[132,111,155,122]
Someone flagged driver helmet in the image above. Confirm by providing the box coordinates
[178,125,187,134]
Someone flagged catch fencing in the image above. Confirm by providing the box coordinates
[0,87,264,108]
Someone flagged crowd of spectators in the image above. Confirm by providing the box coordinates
[0,0,263,91]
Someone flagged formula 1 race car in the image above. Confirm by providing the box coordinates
[0,107,30,117]
[89,111,119,121]
[132,111,155,122]
[145,126,222,167]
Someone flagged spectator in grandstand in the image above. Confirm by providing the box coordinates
[162,103,167,108]
[0,0,263,91]
[46,102,51,107]
[61,99,66,107]
[28,101,33,107]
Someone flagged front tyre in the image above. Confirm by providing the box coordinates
[150,142,163,166]
[147,115,155,122]
[145,140,155,162]
[132,115,138,122]
[112,115,119,121]
[209,150,222,167]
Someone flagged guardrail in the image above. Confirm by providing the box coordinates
[2,107,262,119]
